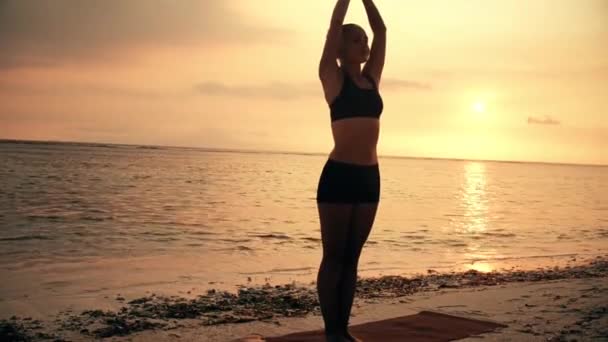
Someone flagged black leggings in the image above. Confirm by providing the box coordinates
[316,158,380,203]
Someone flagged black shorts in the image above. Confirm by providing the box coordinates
[316,158,380,203]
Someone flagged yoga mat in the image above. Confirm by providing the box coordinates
[235,310,508,342]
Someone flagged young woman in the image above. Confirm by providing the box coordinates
[316,0,386,341]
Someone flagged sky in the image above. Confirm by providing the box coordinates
[0,0,607,165]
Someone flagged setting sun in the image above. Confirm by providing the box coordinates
[472,101,486,114]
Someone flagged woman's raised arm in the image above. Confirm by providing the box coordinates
[361,0,386,86]
[319,0,351,80]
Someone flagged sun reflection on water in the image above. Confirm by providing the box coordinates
[462,162,488,233]
[460,162,499,272]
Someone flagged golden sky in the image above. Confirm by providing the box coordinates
[1,0,607,165]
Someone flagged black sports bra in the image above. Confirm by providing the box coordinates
[329,69,383,122]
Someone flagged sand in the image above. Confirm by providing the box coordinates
[180,277,608,342]
[1,257,607,341]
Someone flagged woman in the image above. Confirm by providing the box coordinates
[316,0,386,341]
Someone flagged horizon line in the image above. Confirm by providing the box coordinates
[1,137,606,168]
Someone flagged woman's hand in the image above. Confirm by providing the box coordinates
[362,0,386,33]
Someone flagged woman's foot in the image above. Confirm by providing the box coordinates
[342,330,362,342]
[325,333,347,342]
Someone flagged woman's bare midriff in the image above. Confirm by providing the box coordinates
[328,118,380,165]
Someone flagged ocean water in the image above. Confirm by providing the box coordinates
[1,141,607,311]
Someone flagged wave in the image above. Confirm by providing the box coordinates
[0,235,52,241]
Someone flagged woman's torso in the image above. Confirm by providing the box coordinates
[325,69,383,165]
[329,119,379,165]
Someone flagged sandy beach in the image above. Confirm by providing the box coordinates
[2,255,606,341]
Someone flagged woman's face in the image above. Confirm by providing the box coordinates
[340,26,370,64]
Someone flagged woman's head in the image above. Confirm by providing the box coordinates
[338,23,370,65]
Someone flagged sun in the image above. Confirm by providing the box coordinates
[472,101,486,113]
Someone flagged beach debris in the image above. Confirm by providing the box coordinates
[0,316,62,341]
[355,257,608,300]
[59,309,168,338]
[54,282,319,338]
[3,256,606,339]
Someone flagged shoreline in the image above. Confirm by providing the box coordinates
[2,255,607,341]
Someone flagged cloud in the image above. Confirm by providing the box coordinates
[0,76,430,101]
[194,81,320,100]
[381,78,432,90]
[194,77,431,100]
[527,116,561,125]
[0,80,182,98]
[0,0,290,69]
[421,66,608,82]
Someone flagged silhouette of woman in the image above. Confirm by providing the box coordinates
[316,0,386,341]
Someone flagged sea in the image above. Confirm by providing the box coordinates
[1,140,607,316]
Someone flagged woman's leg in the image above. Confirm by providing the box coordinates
[317,202,356,339]
[337,203,378,339]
